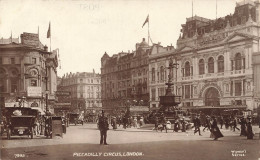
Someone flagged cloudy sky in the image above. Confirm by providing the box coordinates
[0,0,241,76]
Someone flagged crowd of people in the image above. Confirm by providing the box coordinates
[96,110,258,144]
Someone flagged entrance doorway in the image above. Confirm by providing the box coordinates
[205,87,220,106]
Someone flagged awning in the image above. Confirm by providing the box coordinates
[183,105,247,110]
[31,107,45,115]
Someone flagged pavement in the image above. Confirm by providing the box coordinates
[1,124,260,160]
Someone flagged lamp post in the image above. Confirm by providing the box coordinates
[45,61,49,113]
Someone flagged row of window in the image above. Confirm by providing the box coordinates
[183,53,244,77]
[150,80,245,101]
[151,67,167,82]
[63,78,100,85]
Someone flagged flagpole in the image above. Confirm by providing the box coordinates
[50,35,51,52]
[148,17,150,45]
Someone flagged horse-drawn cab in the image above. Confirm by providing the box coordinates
[4,107,38,140]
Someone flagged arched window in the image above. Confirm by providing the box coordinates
[199,59,205,75]
[235,53,242,70]
[160,66,164,81]
[185,61,190,77]
[208,57,214,73]
[217,56,224,72]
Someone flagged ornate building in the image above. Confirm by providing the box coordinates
[149,44,175,109]
[101,38,150,112]
[149,0,260,111]
[0,32,58,113]
[58,70,102,113]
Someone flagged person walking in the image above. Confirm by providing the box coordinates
[210,116,224,140]
[174,119,179,132]
[246,117,254,139]
[219,116,224,129]
[160,115,167,133]
[224,117,230,129]
[203,116,211,132]
[239,117,247,136]
[98,110,109,145]
[233,117,240,132]
[153,116,159,131]
[194,115,202,136]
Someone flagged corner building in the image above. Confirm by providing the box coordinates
[58,71,102,113]
[175,1,260,111]
[101,38,150,112]
[149,0,260,112]
[0,32,58,113]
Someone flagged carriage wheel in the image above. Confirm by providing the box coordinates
[7,129,11,140]
[30,127,34,139]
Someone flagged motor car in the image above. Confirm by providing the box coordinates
[68,113,84,125]
[4,107,38,140]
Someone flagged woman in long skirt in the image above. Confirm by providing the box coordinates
[210,116,224,140]
[246,120,254,139]
[239,117,247,136]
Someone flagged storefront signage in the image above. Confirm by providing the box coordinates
[27,87,42,97]
[130,106,149,112]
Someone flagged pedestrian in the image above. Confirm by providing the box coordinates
[140,116,144,127]
[98,110,109,145]
[210,116,224,140]
[219,116,224,129]
[239,117,247,136]
[181,118,187,132]
[233,117,240,132]
[193,115,202,136]
[160,115,167,133]
[224,117,230,129]
[174,119,179,132]
[246,117,254,139]
[203,116,211,132]
[166,119,171,130]
[153,116,159,131]
[111,117,117,130]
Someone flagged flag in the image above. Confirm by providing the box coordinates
[142,15,149,28]
[47,22,51,38]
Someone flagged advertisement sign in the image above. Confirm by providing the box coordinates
[27,87,42,97]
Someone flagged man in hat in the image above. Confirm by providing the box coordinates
[98,110,109,145]
[203,115,211,132]
[193,115,202,136]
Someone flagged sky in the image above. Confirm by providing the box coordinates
[0,0,243,77]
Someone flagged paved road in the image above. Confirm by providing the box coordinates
[1,124,260,160]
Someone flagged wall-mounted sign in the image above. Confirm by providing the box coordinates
[27,87,42,97]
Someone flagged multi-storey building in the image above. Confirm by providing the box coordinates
[101,38,150,112]
[149,0,260,111]
[0,32,58,113]
[149,44,176,109]
[58,70,102,113]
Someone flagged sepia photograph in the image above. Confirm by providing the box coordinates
[0,0,260,159]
